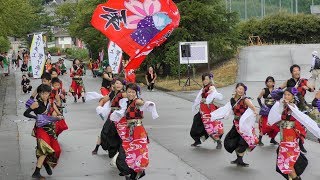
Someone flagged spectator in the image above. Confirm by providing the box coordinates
[21,61,28,73]
[310,51,320,89]
[21,75,32,93]
[145,66,157,91]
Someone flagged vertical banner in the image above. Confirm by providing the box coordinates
[30,34,46,78]
[108,41,123,74]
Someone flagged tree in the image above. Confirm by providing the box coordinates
[56,0,108,59]
[0,0,53,39]
[0,36,10,52]
[0,0,35,37]
[55,2,77,28]
[145,0,241,76]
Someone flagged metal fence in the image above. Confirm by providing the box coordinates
[225,0,320,20]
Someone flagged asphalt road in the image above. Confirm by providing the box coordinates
[2,46,320,180]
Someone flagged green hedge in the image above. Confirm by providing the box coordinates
[66,48,89,62]
[239,12,320,44]
[0,36,10,52]
[48,47,60,54]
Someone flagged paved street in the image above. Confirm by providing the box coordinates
[1,50,320,180]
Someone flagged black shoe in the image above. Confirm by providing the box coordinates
[258,141,264,146]
[230,159,238,164]
[191,141,201,147]
[82,97,85,103]
[293,176,302,180]
[43,163,52,175]
[92,150,98,155]
[136,171,145,179]
[270,138,279,145]
[237,161,249,167]
[32,172,44,179]
[216,140,222,149]
[74,96,77,103]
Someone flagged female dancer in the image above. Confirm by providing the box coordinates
[69,59,86,103]
[92,78,126,163]
[211,83,259,167]
[257,76,279,145]
[23,84,64,178]
[190,73,223,149]
[50,77,68,136]
[100,65,113,96]
[113,83,158,180]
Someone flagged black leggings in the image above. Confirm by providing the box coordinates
[23,86,32,93]
[147,83,154,90]
[100,119,121,158]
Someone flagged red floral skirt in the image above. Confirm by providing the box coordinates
[200,103,224,140]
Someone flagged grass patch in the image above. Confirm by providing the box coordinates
[138,58,238,92]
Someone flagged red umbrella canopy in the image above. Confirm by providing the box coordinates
[91,0,180,70]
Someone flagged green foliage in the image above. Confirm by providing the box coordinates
[0,0,34,37]
[55,0,240,76]
[66,48,89,61]
[145,0,241,76]
[55,2,77,28]
[48,47,60,53]
[56,0,108,60]
[0,36,10,52]
[0,0,53,38]
[239,12,320,44]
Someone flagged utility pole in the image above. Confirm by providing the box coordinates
[245,0,247,20]
[225,0,228,11]
[279,0,282,10]
[261,0,265,18]
[295,0,298,14]
[291,0,293,14]
[229,0,232,13]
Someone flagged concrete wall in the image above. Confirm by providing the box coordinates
[238,44,320,82]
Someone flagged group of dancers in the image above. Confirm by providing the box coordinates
[22,57,88,178]
[22,57,159,180]
[90,70,159,179]
[191,64,320,180]
[21,55,320,180]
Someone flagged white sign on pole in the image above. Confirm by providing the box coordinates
[179,41,208,64]
[108,41,123,74]
[30,34,46,78]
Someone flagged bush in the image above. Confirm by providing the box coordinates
[64,48,72,55]
[48,47,60,54]
[239,12,320,44]
[67,48,89,61]
[0,36,10,52]
[143,0,241,77]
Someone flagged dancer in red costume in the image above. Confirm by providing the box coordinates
[257,76,279,146]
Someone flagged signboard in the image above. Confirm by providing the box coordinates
[108,41,123,74]
[30,34,46,78]
[179,41,208,64]
[311,5,320,14]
